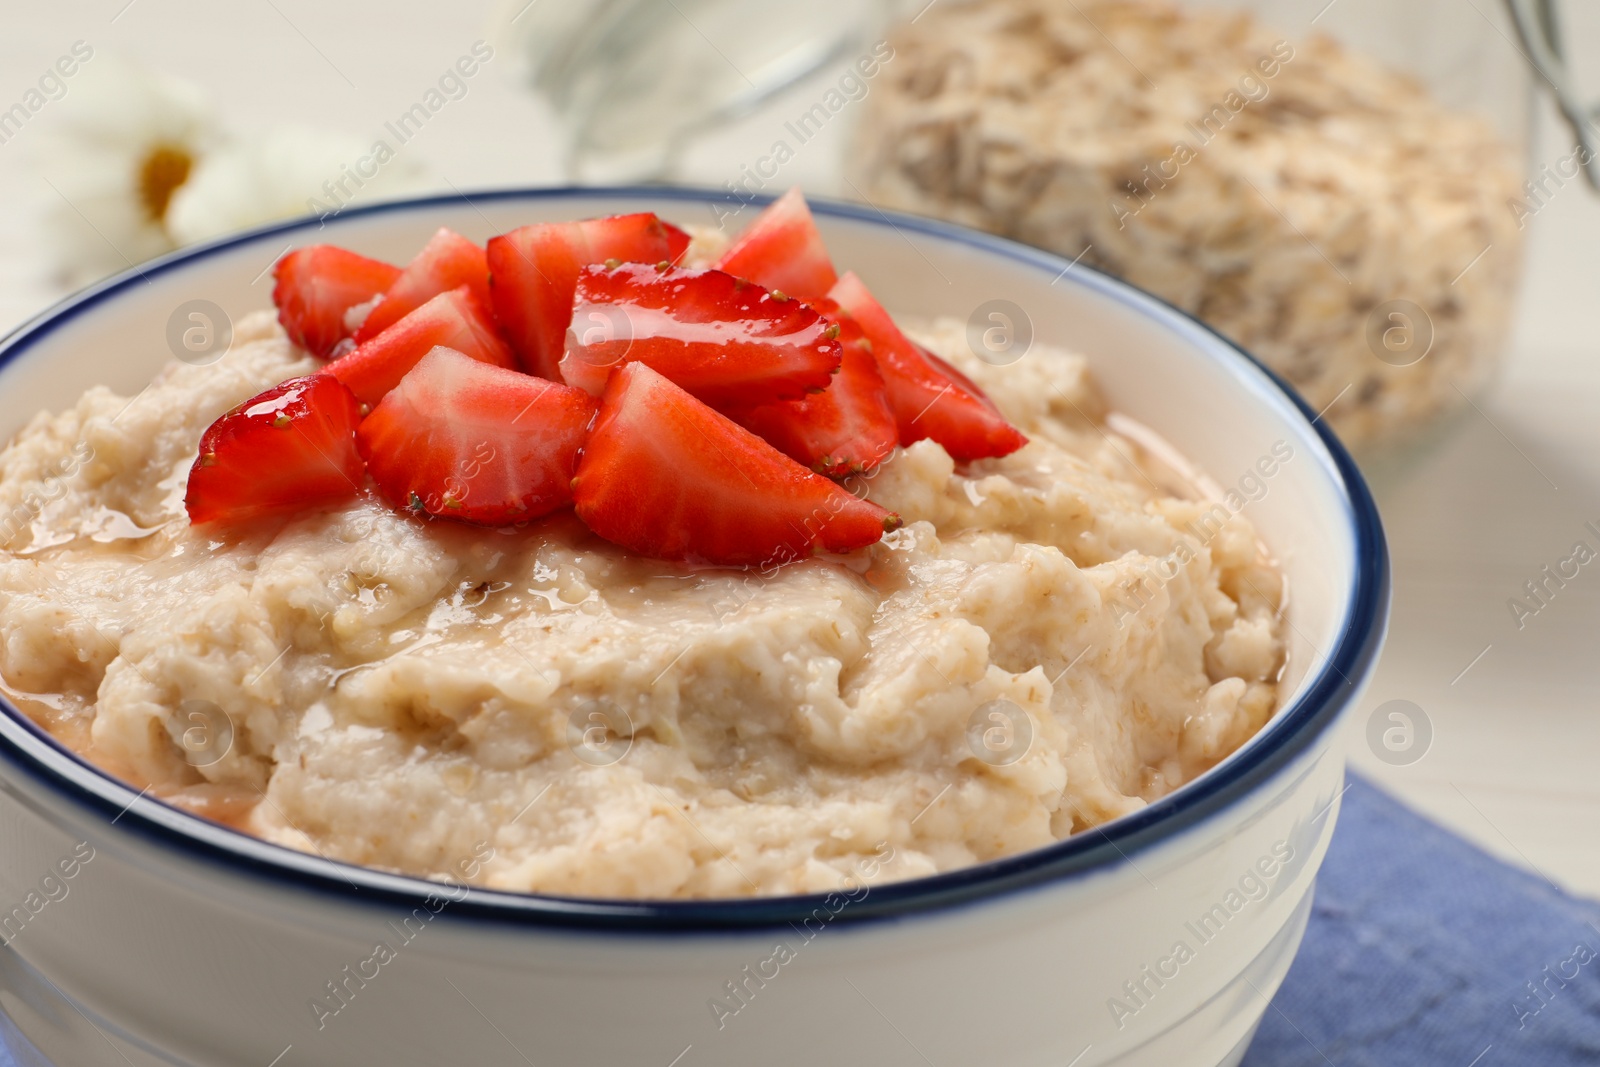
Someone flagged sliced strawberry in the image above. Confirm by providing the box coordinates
[730,299,897,476]
[357,347,596,525]
[487,213,691,380]
[918,345,991,403]
[584,212,693,261]
[573,363,900,566]
[272,246,400,358]
[352,228,491,343]
[323,287,517,408]
[828,272,1028,462]
[560,263,841,408]
[185,375,364,525]
[713,187,838,301]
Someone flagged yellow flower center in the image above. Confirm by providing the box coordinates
[137,144,194,223]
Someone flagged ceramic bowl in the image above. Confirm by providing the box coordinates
[0,188,1387,1067]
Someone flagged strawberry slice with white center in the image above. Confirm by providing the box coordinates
[357,346,596,525]
[323,286,517,408]
[352,228,491,343]
[729,298,898,476]
[713,187,839,302]
[828,272,1028,462]
[572,362,900,566]
[272,245,400,358]
[185,375,365,525]
[487,213,690,380]
[560,263,842,408]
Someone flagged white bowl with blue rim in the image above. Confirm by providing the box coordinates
[0,188,1387,1067]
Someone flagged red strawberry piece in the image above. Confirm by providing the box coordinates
[713,187,839,302]
[185,374,365,525]
[357,346,596,526]
[487,213,691,380]
[730,298,898,477]
[352,228,491,343]
[572,362,900,566]
[828,272,1027,462]
[323,286,517,408]
[582,212,693,261]
[272,246,400,358]
[560,263,842,408]
[918,345,993,404]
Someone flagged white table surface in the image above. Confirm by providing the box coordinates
[2,0,1597,900]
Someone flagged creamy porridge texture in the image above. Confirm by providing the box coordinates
[0,307,1285,898]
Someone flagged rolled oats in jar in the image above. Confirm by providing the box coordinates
[847,0,1531,449]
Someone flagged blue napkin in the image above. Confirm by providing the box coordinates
[1244,774,1600,1066]
[3,775,1596,1066]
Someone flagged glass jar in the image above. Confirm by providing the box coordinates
[502,0,890,183]
[843,0,1560,452]
[507,0,1592,452]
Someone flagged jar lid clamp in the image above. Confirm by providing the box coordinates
[1506,0,1600,190]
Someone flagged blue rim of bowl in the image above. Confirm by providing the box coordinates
[0,185,1389,934]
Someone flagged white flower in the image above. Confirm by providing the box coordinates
[168,126,433,246]
[38,57,221,286]
[37,61,439,286]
